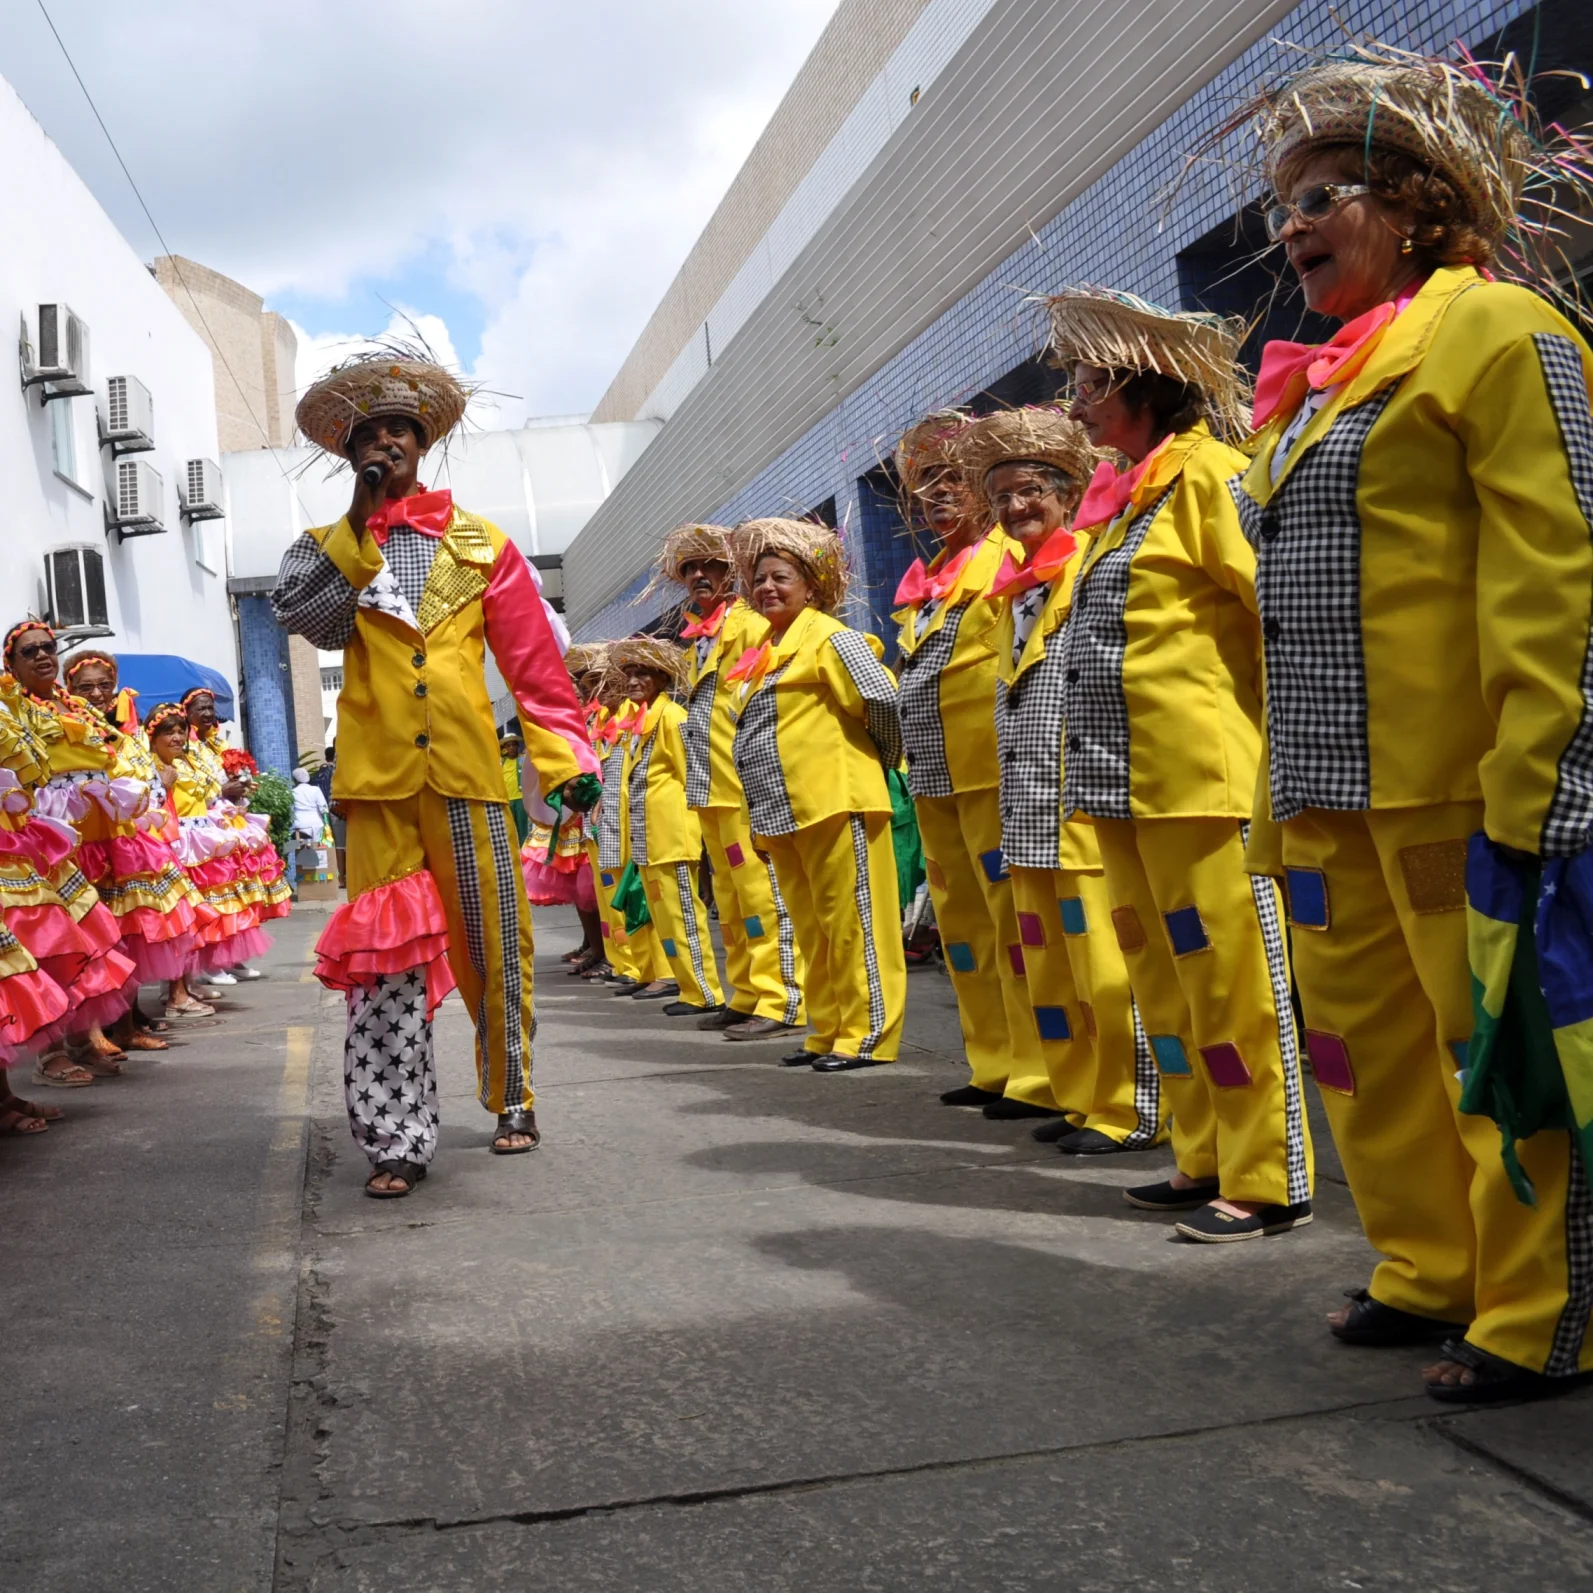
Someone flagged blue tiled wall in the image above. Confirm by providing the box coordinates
[577,0,1535,643]
[236,594,294,778]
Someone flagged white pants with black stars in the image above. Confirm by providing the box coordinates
[344,970,440,1168]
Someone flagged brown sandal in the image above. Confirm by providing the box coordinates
[123,1033,170,1051]
[3,1095,65,1121]
[0,1106,48,1135]
[32,1054,95,1088]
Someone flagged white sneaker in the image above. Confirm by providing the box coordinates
[230,965,263,981]
[201,970,238,986]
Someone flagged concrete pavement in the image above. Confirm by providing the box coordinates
[3,904,1591,1591]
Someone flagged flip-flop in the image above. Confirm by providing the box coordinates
[164,1001,217,1019]
[123,1033,170,1051]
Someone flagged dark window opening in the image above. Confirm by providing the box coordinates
[968,356,1062,414]
[803,495,838,528]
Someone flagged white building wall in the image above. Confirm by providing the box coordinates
[0,75,237,698]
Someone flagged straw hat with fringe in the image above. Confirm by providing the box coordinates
[955,408,1101,518]
[893,410,975,500]
[1044,287,1250,438]
[564,642,611,686]
[731,520,850,616]
[611,635,690,691]
[1204,42,1593,293]
[643,524,735,602]
[296,349,470,457]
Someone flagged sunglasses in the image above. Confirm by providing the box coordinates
[1265,182,1372,242]
[15,640,58,660]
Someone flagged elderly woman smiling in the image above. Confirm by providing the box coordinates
[1229,47,1593,1403]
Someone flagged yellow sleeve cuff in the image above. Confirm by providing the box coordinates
[314,517,385,591]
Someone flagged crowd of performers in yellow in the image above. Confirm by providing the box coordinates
[266,42,1593,1404]
[0,644,291,1100]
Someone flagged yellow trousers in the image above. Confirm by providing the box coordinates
[700,805,804,1024]
[592,842,637,981]
[641,859,725,1010]
[1008,865,1159,1142]
[1094,817,1312,1206]
[346,791,533,1114]
[1282,803,1593,1374]
[760,811,905,1061]
[915,788,1046,1098]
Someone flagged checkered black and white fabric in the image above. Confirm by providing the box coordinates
[847,814,890,1060]
[1061,490,1171,820]
[596,741,628,870]
[627,732,657,866]
[763,856,804,1026]
[381,525,438,618]
[344,969,439,1167]
[732,663,798,837]
[828,630,903,771]
[1233,389,1395,823]
[1533,333,1593,858]
[995,630,1068,871]
[272,533,361,649]
[1121,1000,1161,1150]
[896,606,968,799]
[1009,584,1048,667]
[683,673,718,811]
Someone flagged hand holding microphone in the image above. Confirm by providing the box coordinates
[348,449,393,531]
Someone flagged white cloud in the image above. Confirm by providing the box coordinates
[0,0,840,417]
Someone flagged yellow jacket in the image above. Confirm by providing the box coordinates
[683,598,769,811]
[1064,424,1261,820]
[595,700,635,872]
[272,503,596,805]
[994,547,1101,873]
[892,528,1016,797]
[1236,267,1593,855]
[625,695,703,866]
[729,606,901,838]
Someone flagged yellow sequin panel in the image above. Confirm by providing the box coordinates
[416,513,495,634]
[1396,838,1468,915]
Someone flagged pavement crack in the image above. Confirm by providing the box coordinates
[1431,1417,1593,1526]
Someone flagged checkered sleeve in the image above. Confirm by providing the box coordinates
[825,630,903,770]
[271,532,359,649]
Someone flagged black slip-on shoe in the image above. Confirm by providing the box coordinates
[698,1007,755,1030]
[1057,1127,1142,1156]
[631,982,681,1000]
[722,1017,802,1041]
[812,1054,885,1073]
[663,1001,719,1017]
[1030,1117,1084,1143]
[1174,1200,1313,1243]
[939,1085,1005,1107]
[781,1048,822,1066]
[1123,1178,1221,1212]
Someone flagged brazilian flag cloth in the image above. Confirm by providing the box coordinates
[1462,835,1593,1206]
[609,860,652,934]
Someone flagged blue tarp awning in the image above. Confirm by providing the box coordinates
[113,655,235,721]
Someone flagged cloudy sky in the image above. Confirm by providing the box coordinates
[0,0,839,422]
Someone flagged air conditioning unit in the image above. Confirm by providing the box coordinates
[106,458,167,540]
[22,303,92,398]
[180,457,225,521]
[99,374,155,454]
[45,545,111,635]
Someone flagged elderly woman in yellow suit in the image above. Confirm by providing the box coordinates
[1051,286,1314,1242]
[891,413,1052,1117]
[728,520,905,1071]
[956,409,1160,1151]
[1229,47,1593,1398]
[612,634,726,1017]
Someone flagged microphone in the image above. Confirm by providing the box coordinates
[361,459,388,489]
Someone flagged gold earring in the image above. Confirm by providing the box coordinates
[1399,236,1414,255]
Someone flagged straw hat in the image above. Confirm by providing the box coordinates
[564,642,611,681]
[611,635,690,690]
[893,410,975,499]
[643,524,735,602]
[1044,286,1250,438]
[954,408,1101,517]
[731,520,850,616]
[295,355,468,456]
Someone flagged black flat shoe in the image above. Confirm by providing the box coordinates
[1030,1117,1082,1143]
[490,1110,541,1155]
[1123,1178,1221,1211]
[723,1017,802,1041]
[1057,1127,1138,1156]
[1425,1337,1593,1404]
[606,979,641,995]
[663,1001,719,1017]
[812,1055,884,1072]
[939,1084,1004,1107]
[1332,1288,1467,1347]
[982,1099,1063,1120]
[1174,1200,1313,1243]
[698,1008,754,1030]
[631,982,681,1000]
[781,1048,821,1066]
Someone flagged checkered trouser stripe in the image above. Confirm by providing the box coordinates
[673,862,714,998]
[1120,999,1162,1149]
[447,798,529,1108]
[383,525,438,614]
[344,970,439,1168]
[1235,389,1394,823]
[897,606,966,799]
[848,814,889,1060]
[1244,826,1311,1207]
[596,743,627,869]
[272,533,360,648]
[763,856,804,1025]
[1534,334,1593,857]
[627,735,657,866]
[732,664,798,837]
[1548,1143,1593,1375]
[684,673,718,810]
[828,629,903,771]
[995,633,1069,871]
[1062,491,1171,820]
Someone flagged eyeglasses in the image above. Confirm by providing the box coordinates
[15,640,58,660]
[1264,182,1372,242]
[991,482,1062,514]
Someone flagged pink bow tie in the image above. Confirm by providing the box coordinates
[894,543,976,607]
[365,488,454,546]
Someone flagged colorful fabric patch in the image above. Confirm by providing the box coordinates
[1007,944,1025,977]
[724,841,746,868]
[1017,911,1046,948]
[1398,838,1468,915]
[661,937,678,958]
[979,848,1009,884]
[1080,1000,1097,1038]
[1200,1042,1253,1088]
[1058,896,1088,936]
[743,914,766,940]
[644,878,663,903]
[600,871,615,888]
[925,857,947,891]
[1034,1005,1072,1041]
[600,921,611,939]
[1284,867,1330,930]
[1112,905,1147,953]
[1150,1034,1192,1076]
[945,940,977,973]
[1305,1030,1355,1095]
[1163,905,1211,958]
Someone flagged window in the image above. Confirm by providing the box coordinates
[49,397,84,489]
